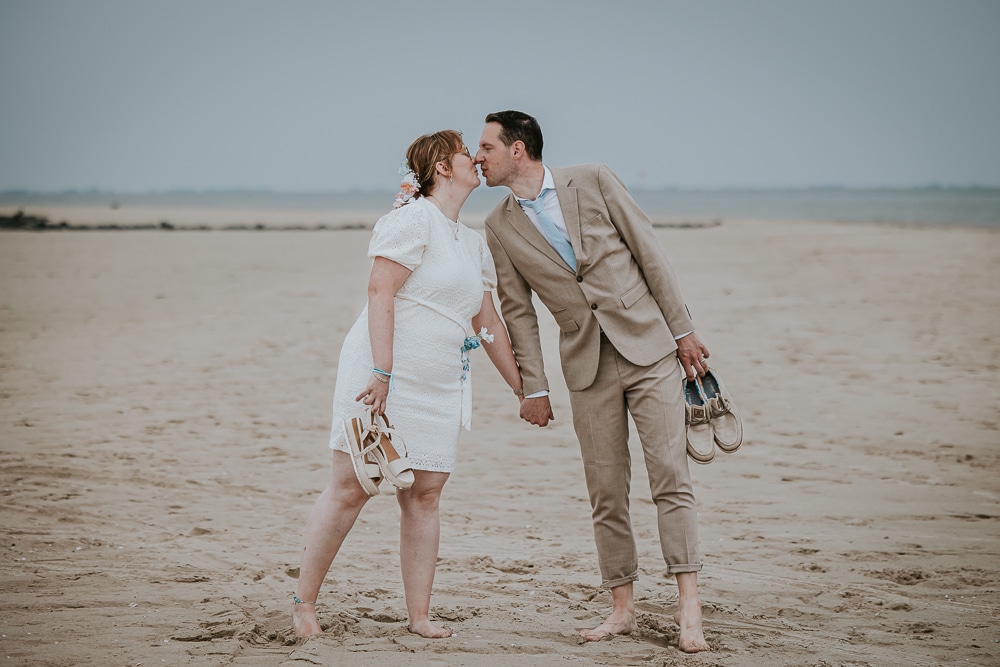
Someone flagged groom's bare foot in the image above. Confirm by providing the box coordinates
[292,603,322,638]
[580,608,638,642]
[407,619,453,638]
[673,599,710,653]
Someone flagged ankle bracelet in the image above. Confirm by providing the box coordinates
[293,595,316,605]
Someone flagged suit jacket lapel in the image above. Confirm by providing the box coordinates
[553,168,584,269]
[502,195,571,271]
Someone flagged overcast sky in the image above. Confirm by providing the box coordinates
[1,0,998,192]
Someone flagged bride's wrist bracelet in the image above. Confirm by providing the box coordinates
[372,368,392,384]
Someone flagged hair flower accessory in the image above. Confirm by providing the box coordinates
[393,161,420,209]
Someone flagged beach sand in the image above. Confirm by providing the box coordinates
[1,210,998,666]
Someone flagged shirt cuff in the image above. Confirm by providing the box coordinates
[674,331,693,340]
[525,390,549,399]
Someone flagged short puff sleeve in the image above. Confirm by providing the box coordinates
[367,203,431,270]
[479,235,498,291]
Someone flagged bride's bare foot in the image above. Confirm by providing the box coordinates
[673,599,710,653]
[292,602,322,638]
[407,619,453,638]
[579,608,638,642]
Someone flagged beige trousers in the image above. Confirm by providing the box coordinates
[569,335,701,588]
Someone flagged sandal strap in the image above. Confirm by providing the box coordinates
[360,419,408,458]
[354,421,386,455]
[384,456,413,477]
[357,437,381,457]
[377,427,406,457]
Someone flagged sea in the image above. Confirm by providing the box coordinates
[2,187,999,228]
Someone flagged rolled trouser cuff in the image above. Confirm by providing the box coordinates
[666,563,703,575]
[601,572,639,589]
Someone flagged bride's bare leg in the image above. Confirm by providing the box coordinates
[293,450,371,637]
[396,470,453,638]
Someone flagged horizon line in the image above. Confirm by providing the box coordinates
[3,184,1000,196]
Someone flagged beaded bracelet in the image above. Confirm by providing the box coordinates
[512,388,524,396]
[372,368,393,393]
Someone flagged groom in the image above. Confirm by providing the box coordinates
[476,110,711,653]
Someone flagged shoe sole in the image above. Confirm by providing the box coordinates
[344,417,381,496]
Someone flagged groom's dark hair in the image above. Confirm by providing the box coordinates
[485,110,543,161]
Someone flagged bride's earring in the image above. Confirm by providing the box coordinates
[449,176,453,185]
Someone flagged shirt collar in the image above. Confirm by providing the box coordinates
[514,166,556,205]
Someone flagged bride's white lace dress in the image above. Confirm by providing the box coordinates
[328,196,496,472]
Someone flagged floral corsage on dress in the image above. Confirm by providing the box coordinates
[461,328,494,381]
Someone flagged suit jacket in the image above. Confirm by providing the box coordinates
[485,164,695,393]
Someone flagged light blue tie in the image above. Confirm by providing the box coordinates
[525,189,576,271]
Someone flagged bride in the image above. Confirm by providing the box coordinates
[292,130,524,638]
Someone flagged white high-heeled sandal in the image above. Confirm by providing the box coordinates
[343,415,385,496]
[368,413,415,490]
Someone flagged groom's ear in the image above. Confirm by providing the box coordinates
[511,140,526,159]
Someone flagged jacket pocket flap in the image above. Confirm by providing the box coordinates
[552,309,580,332]
[621,281,649,308]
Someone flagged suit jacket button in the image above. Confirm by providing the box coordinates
[576,276,583,282]
[591,304,598,310]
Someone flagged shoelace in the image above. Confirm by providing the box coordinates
[686,378,712,425]
[707,394,732,418]
[698,374,733,418]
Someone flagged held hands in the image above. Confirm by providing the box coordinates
[676,332,710,380]
[355,374,390,415]
[519,395,554,427]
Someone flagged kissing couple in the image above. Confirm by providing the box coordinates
[292,110,712,654]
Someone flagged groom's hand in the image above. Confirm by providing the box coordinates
[676,332,710,380]
[520,395,554,427]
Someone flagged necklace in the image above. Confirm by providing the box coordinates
[426,196,460,240]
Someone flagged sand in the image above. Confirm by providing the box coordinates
[1,209,998,666]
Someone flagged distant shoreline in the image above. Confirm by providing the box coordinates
[4,185,999,196]
[0,210,726,232]
[3,188,997,227]
[0,211,372,232]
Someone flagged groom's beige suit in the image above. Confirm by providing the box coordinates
[485,164,701,587]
